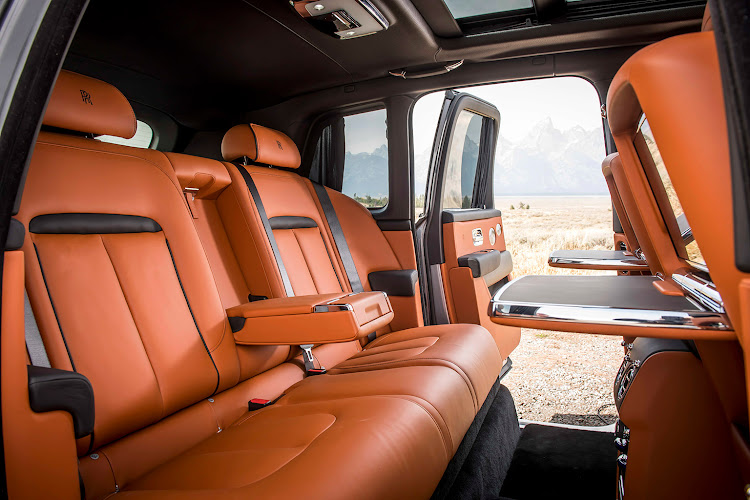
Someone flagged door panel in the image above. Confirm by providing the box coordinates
[416,91,520,358]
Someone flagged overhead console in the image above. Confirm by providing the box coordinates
[547,249,649,272]
[291,0,389,39]
[490,275,734,340]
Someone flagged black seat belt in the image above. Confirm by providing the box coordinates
[312,183,364,294]
[24,290,50,368]
[233,163,295,297]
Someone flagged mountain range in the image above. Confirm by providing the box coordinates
[343,117,607,199]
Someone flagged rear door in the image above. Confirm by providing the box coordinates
[415,91,520,359]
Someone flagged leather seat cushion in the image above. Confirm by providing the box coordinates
[330,324,503,411]
[120,397,448,500]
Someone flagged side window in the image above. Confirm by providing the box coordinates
[342,108,389,208]
[636,116,705,268]
[442,110,484,209]
[98,120,154,149]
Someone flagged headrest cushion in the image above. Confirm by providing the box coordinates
[43,70,136,139]
[221,124,301,169]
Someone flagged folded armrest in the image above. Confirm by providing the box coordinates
[227,292,394,345]
[368,269,418,297]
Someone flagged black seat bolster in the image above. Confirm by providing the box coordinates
[368,269,418,297]
[27,365,95,439]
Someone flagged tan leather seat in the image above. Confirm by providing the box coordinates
[211,124,503,404]
[14,70,502,499]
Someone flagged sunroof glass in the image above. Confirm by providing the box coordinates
[443,0,534,19]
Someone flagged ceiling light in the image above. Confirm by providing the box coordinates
[314,4,325,10]
[346,31,355,35]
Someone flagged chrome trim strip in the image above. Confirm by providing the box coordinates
[314,304,354,313]
[548,255,649,270]
[671,273,725,314]
[490,300,731,331]
[356,0,389,29]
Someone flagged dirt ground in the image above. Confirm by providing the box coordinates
[497,196,624,426]
[502,329,622,425]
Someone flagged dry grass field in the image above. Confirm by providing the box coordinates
[498,195,616,277]
[496,196,623,425]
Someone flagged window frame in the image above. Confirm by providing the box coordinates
[301,98,413,225]
[439,108,492,210]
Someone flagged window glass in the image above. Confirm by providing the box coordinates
[98,120,153,149]
[443,0,533,19]
[442,110,484,209]
[636,116,705,268]
[342,109,389,208]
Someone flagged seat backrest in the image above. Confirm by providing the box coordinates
[602,153,641,252]
[221,124,350,298]
[166,151,298,379]
[607,31,736,314]
[18,70,241,451]
[219,124,423,333]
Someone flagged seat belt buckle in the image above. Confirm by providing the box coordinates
[248,398,273,411]
[300,344,326,376]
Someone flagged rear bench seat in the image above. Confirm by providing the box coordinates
[16,70,505,499]
[166,123,504,406]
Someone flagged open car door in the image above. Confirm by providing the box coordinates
[416,90,520,360]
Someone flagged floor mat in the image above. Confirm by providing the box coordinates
[499,424,616,500]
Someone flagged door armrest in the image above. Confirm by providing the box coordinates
[458,249,513,285]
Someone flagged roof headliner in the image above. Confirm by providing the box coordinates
[65,0,704,129]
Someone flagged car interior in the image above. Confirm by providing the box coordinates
[0,0,748,498]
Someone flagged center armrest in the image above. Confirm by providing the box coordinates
[226,292,394,345]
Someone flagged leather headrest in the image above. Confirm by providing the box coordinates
[221,124,301,169]
[43,70,136,139]
[701,5,712,32]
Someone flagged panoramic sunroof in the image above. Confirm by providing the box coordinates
[443,0,534,19]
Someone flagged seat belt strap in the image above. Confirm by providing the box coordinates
[312,183,364,294]
[233,163,295,297]
[24,291,50,368]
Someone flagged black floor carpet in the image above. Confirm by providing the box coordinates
[499,424,616,500]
